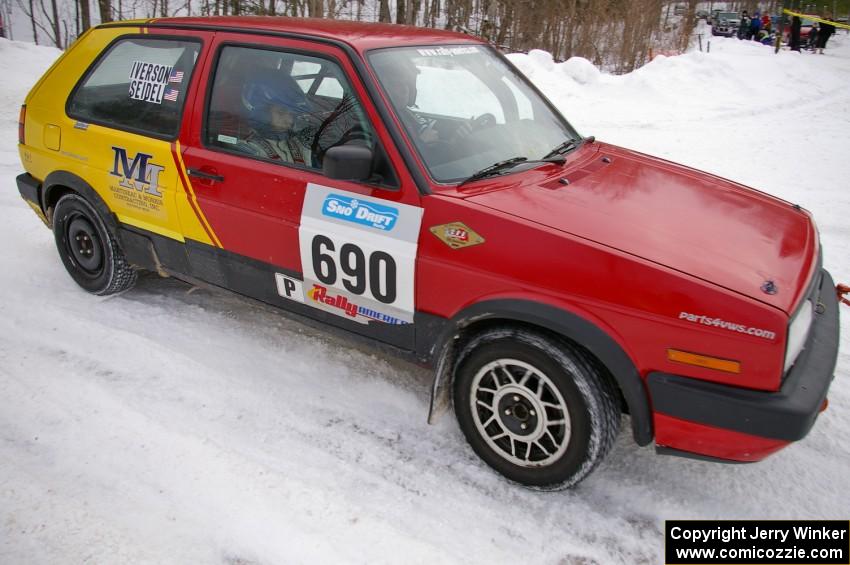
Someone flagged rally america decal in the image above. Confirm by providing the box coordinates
[286,184,423,325]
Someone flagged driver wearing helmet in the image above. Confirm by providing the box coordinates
[374,57,477,146]
[240,77,315,166]
[372,57,445,144]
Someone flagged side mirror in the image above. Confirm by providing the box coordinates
[322,144,373,181]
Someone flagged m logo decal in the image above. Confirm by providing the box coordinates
[110,146,165,197]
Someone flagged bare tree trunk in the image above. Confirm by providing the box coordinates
[98,0,111,22]
[411,0,420,25]
[378,0,390,22]
[49,0,59,46]
[679,0,698,51]
[29,0,38,43]
[496,1,511,46]
[80,0,94,31]
[428,0,438,27]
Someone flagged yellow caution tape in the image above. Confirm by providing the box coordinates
[782,9,850,31]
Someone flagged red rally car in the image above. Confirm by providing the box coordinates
[16,17,843,488]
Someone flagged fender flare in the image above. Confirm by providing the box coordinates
[426,299,654,446]
[43,170,122,238]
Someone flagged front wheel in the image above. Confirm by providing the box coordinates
[52,193,137,295]
[453,328,621,489]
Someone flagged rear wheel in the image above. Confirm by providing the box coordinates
[52,193,137,295]
[453,327,621,489]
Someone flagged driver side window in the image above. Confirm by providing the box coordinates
[205,46,375,172]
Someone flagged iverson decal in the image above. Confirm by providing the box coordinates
[128,61,174,104]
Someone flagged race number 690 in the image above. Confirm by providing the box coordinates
[311,235,397,304]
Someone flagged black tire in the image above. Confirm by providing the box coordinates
[453,327,621,489]
[52,193,137,295]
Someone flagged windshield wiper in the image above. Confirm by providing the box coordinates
[458,154,566,187]
[542,135,595,161]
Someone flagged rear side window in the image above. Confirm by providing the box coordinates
[67,37,201,138]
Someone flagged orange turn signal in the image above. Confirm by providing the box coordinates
[667,349,741,374]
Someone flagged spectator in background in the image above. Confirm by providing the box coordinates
[761,13,771,32]
[789,15,802,51]
[738,10,750,39]
[816,17,836,54]
[808,22,820,50]
[749,11,762,40]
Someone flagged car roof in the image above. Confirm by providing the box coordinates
[149,16,484,52]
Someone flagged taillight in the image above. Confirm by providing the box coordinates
[18,105,25,145]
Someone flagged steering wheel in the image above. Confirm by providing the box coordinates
[472,112,498,130]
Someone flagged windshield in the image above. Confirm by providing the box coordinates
[368,45,579,184]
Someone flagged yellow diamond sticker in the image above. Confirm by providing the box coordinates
[429,222,485,249]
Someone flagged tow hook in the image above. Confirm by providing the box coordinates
[838,284,850,307]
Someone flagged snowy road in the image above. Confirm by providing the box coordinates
[1,35,849,564]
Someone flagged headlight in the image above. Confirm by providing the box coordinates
[784,299,813,373]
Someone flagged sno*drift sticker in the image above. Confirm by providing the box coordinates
[298,184,422,325]
[321,193,399,231]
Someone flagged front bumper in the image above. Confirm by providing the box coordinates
[17,172,48,226]
[648,268,840,461]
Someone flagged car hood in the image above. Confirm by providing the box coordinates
[464,143,817,314]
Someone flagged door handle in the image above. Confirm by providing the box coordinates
[187,168,225,183]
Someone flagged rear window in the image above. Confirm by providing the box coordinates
[67,37,201,138]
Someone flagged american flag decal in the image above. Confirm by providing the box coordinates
[169,70,184,83]
[163,88,179,102]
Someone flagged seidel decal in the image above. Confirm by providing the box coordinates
[128,61,175,104]
[429,222,484,249]
[321,193,399,231]
[299,184,422,324]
